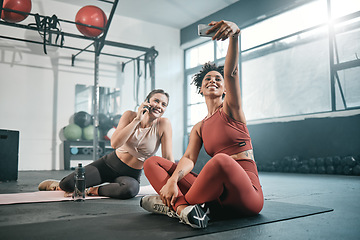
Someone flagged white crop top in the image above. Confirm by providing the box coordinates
[116,118,161,162]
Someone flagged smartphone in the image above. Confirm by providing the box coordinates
[143,98,151,113]
[198,24,216,37]
[142,105,150,114]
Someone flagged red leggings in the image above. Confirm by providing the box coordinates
[143,153,264,216]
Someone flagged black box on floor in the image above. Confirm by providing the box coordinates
[0,129,19,181]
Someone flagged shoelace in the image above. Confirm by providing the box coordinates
[167,211,179,219]
[153,204,169,214]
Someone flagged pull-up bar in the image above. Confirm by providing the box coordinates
[0,0,158,161]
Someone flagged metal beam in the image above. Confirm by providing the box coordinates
[98,0,118,52]
[104,40,154,53]
[334,59,360,71]
[327,0,336,111]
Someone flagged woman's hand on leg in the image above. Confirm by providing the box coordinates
[159,179,178,208]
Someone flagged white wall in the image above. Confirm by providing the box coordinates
[0,0,184,170]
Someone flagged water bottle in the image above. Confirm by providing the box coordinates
[73,163,86,202]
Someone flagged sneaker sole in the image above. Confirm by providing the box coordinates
[187,204,210,228]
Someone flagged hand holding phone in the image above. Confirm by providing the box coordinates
[143,105,150,114]
[198,24,216,37]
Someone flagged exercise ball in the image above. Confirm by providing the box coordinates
[98,113,113,131]
[74,111,92,128]
[1,0,32,23]
[63,123,82,141]
[75,5,107,37]
[82,125,100,140]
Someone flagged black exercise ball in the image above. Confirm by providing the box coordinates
[343,166,353,175]
[325,156,333,166]
[326,165,335,174]
[353,165,360,176]
[74,111,92,128]
[98,113,113,131]
[316,157,325,167]
[344,156,356,167]
[335,165,343,174]
[308,158,316,167]
[333,156,341,166]
[317,166,326,174]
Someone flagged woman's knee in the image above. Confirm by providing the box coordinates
[208,153,233,168]
[143,156,163,175]
[124,183,140,199]
[115,184,139,199]
[59,174,75,192]
[113,177,140,199]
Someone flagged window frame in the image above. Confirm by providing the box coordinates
[183,0,360,151]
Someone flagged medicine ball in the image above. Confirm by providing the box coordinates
[82,125,100,140]
[63,123,82,141]
[75,5,107,37]
[1,0,31,23]
[98,113,113,131]
[74,111,92,128]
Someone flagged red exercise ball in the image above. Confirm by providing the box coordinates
[75,5,107,37]
[1,0,32,23]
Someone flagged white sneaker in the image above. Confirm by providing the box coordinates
[178,204,210,228]
[140,195,177,218]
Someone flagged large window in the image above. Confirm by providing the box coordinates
[184,0,360,138]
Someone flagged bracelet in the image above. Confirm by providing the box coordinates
[232,29,241,38]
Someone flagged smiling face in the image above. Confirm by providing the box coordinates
[148,93,169,118]
[200,70,226,98]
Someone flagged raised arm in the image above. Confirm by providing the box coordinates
[208,20,245,123]
[110,102,149,149]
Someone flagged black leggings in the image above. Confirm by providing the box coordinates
[59,151,142,199]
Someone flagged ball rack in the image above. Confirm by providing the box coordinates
[0,0,158,161]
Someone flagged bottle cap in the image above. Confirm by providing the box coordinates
[76,163,85,174]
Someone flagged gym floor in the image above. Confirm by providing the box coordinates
[0,170,359,240]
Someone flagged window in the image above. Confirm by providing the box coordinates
[184,0,360,138]
[242,29,331,119]
[331,0,360,19]
[185,41,214,69]
[75,84,121,116]
[241,0,328,51]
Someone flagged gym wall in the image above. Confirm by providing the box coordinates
[0,0,183,170]
[193,113,360,175]
[248,113,360,166]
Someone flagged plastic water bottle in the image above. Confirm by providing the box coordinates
[73,163,86,202]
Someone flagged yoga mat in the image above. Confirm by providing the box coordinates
[0,191,107,205]
[0,200,333,239]
[0,185,157,205]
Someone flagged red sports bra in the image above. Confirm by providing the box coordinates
[200,106,253,157]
